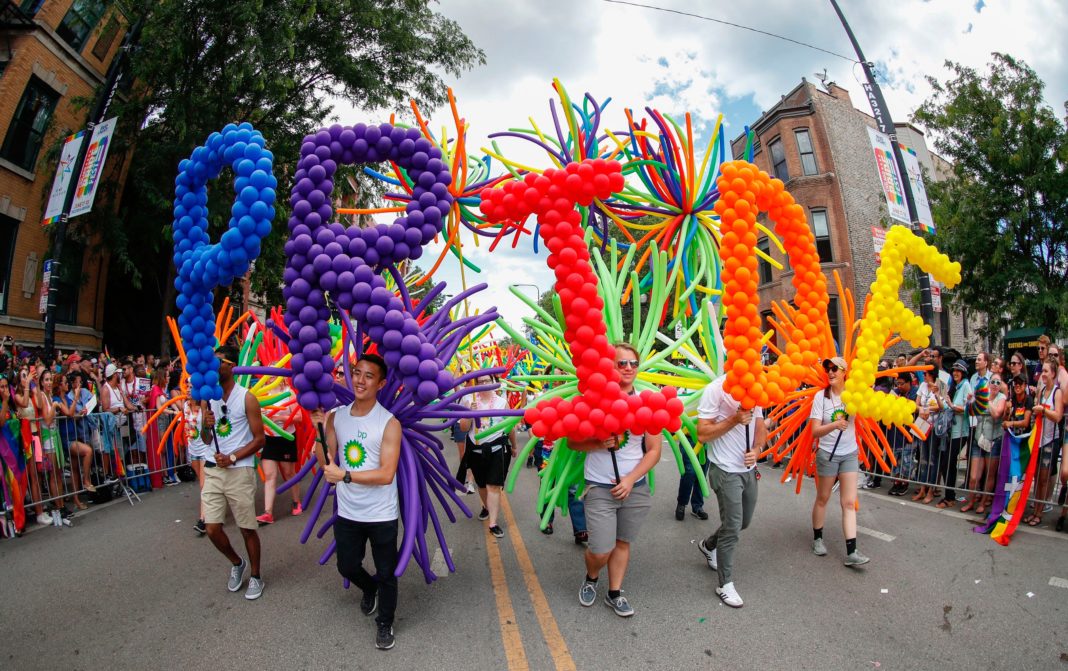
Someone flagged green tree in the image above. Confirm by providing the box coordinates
[913,53,1068,339]
[91,0,484,353]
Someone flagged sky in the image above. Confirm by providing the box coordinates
[332,0,1068,338]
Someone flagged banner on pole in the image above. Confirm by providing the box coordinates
[898,143,935,234]
[872,226,886,263]
[38,259,53,315]
[866,127,909,225]
[929,274,942,313]
[70,117,117,218]
[42,132,85,225]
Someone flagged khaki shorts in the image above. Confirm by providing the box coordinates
[202,465,257,529]
[584,482,652,554]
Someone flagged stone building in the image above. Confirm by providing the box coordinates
[0,0,129,352]
[730,78,982,358]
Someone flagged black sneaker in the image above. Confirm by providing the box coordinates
[674,505,685,521]
[375,623,395,650]
[478,507,489,521]
[193,519,206,536]
[360,591,378,616]
[541,522,554,535]
[489,525,504,538]
[691,508,709,520]
[574,531,588,546]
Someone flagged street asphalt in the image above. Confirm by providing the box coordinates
[2,431,1066,670]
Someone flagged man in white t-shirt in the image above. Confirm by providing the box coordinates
[694,375,763,608]
[312,354,401,651]
[200,345,267,600]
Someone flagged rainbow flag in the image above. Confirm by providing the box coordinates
[974,420,1042,545]
[0,421,27,532]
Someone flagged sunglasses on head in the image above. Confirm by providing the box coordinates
[616,359,639,369]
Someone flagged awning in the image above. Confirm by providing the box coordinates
[1004,327,1046,349]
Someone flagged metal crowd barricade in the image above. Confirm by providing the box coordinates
[859,416,1067,521]
[0,408,196,536]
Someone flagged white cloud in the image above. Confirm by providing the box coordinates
[328,0,1067,337]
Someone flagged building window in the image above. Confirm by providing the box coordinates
[56,0,108,51]
[756,237,773,284]
[769,137,788,182]
[810,208,833,262]
[795,129,818,176]
[19,0,45,15]
[828,295,841,350]
[53,241,84,325]
[91,17,121,61]
[0,215,17,313]
[0,77,60,172]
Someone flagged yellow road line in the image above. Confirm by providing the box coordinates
[501,495,577,671]
[485,524,529,671]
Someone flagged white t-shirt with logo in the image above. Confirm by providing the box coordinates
[333,402,399,523]
[585,429,645,486]
[208,384,256,468]
[809,389,857,456]
[697,376,763,473]
[184,401,211,460]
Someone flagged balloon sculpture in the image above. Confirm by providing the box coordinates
[172,122,276,401]
[480,158,685,443]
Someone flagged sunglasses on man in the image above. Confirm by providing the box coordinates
[616,359,639,369]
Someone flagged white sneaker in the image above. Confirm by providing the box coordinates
[697,539,718,570]
[716,582,743,608]
[812,538,828,556]
[465,482,476,495]
[36,513,51,525]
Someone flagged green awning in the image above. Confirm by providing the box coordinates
[1004,327,1046,348]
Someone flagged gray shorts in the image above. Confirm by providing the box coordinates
[816,450,859,477]
[584,482,652,554]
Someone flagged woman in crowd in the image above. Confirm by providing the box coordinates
[937,360,973,509]
[52,373,94,510]
[1007,352,1028,392]
[974,371,1007,515]
[809,357,869,566]
[147,368,178,485]
[913,372,945,504]
[458,373,517,538]
[1050,345,1068,532]
[1027,357,1063,526]
[18,367,58,524]
[256,430,303,525]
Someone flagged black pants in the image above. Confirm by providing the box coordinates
[334,517,399,626]
[940,436,968,500]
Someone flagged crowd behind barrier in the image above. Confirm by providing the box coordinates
[1,340,1066,539]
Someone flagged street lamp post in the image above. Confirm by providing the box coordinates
[513,284,542,304]
[828,0,938,344]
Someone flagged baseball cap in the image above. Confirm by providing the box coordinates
[104,363,119,378]
[822,356,848,371]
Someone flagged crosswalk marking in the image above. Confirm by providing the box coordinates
[857,525,896,542]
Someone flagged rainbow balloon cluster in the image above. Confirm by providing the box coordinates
[172,122,276,400]
[843,225,961,425]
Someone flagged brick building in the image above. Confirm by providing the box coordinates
[730,78,982,358]
[0,0,128,352]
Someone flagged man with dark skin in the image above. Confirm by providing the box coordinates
[201,345,267,600]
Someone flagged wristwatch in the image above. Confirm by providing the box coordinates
[343,471,352,484]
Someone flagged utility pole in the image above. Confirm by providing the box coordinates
[43,16,144,358]
[828,0,938,345]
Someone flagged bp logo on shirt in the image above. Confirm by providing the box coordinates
[830,408,849,423]
[216,416,233,438]
[344,439,366,470]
